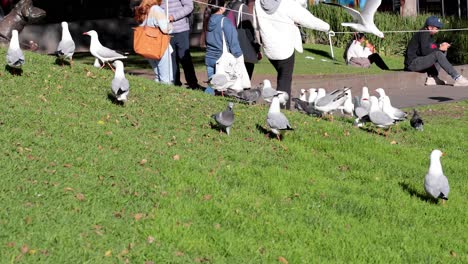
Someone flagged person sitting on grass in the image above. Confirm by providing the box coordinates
[404,16,468,86]
[344,32,389,70]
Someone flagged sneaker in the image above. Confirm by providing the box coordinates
[453,75,468,86]
[425,76,447,86]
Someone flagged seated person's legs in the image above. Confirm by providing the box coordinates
[368,53,389,70]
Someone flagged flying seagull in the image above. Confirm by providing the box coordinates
[55,21,75,65]
[267,95,293,140]
[6,29,25,71]
[424,149,449,204]
[83,30,127,70]
[410,109,424,131]
[212,102,235,135]
[321,0,384,38]
[111,60,130,102]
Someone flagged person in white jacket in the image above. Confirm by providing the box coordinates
[345,32,389,70]
[255,0,330,108]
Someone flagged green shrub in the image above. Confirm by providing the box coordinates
[307,4,468,64]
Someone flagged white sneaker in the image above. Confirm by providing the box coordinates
[425,76,447,86]
[453,76,468,86]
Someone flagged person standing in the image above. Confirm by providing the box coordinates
[134,0,173,84]
[255,0,330,108]
[161,0,203,89]
[404,16,468,86]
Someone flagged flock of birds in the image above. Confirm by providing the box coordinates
[6,22,130,102]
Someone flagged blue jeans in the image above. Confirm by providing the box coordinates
[170,30,199,87]
[205,57,217,95]
[406,50,460,79]
[148,47,173,84]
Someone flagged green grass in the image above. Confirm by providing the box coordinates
[0,48,467,263]
[74,43,404,76]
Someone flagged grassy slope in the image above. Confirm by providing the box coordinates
[0,48,466,263]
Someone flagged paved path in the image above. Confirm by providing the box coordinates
[128,65,468,109]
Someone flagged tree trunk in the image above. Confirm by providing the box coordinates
[401,0,418,17]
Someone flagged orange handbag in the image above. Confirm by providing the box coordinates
[133,25,171,60]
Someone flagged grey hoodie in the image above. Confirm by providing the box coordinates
[260,0,281,14]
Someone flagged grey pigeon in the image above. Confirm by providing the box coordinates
[212,102,235,135]
[111,60,130,102]
[267,95,293,140]
[424,149,449,203]
[226,87,262,105]
[83,30,127,70]
[55,21,75,64]
[6,29,25,69]
[410,109,424,131]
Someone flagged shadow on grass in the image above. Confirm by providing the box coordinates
[255,124,279,139]
[428,96,453,102]
[54,58,72,67]
[399,182,437,204]
[107,93,125,106]
[303,47,336,60]
[5,65,23,76]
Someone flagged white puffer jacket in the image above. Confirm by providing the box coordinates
[255,0,330,60]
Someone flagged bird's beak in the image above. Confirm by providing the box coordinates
[83,32,88,35]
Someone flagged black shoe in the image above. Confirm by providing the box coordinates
[189,84,205,90]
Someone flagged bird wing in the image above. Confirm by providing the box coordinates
[322,2,363,23]
[96,46,126,60]
[361,0,382,23]
[267,112,290,130]
[112,77,130,95]
[370,110,394,126]
[57,39,76,56]
[262,87,277,101]
[6,48,25,67]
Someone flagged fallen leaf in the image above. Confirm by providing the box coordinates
[390,140,397,145]
[6,242,16,248]
[278,256,289,264]
[64,187,74,192]
[134,213,144,221]
[75,193,85,201]
[139,159,148,166]
[97,120,105,125]
[105,250,112,257]
[28,249,37,255]
[20,244,29,254]
[120,248,129,256]
[173,154,180,161]
[175,251,184,257]
[147,236,155,244]
[203,194,212,201]
[323,132,329,137]
[63,163,73,168]
[214,223,221,229]
[24,216,32,225]
[450,250,457,257]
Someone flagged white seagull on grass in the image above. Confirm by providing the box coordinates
[6,30,25,71]
[83,30,127,71]
[55,21,75,65]
[424,150,449,204]
[321,0,384,38]
[111,60,130,102]
[267,95,293,140]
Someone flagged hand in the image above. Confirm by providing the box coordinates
[169,15,174,22]
[439,42,451,51]
[257,52,263,61]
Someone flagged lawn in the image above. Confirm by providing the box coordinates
[0,47,466,263]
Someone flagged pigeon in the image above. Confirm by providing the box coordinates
[111,60,130,102]
[424,149,449,204]
[410,109,424,131]
[314,88,350,114]
[267,95,293,140]
[261,79,289,106]
[212,102,235,135]
[321,0,384,38]
[55,21,75,65]
[368,96,395,128]
[83,30,127,70]
[226,88,262,105]
[6,29,25,70]
[375,88,407,121]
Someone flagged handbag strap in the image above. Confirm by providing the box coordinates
[236,4,244,28]
[220,17,228,53]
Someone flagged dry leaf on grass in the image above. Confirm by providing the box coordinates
[75,193,85,201]
[203,194,212,201]
[134,213,144,221]
[139,159,148,166]
[20,244,29,254]
[278,256,289,264]
[105,250,112,257]
[147,236,155,244]
[173,154,180,160]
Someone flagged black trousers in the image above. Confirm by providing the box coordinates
[268,53,295,109]
[170,30,199,88]
[368,53,389,70]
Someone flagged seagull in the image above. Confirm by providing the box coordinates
[55,21,75,65]
[321,0,384,38]
[353,95,370,126]
[292,98,322,117]
[299,89,307,101]
[315,88,326,103]
[93,58,102,68]
[369,96,395,130]
[424,149,449,204]
[267,95,293,140]
[410,109,424,131]
[314,88,350,114]
[375,88,407,121]
[6,29,25,71]
[339,89,354,116]
[261,79,289,106]
[307,88,318,104]
[360,86,371,110]
[111,60,130,102]
[226,88,262,105]
[83,30,127,70]
[212,102,235,135]
[210,73,231,93]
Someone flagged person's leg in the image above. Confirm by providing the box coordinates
[169,34,182,86]
[147,59,160,83]
[269,53,295,109]
[157,48,173,84]
[408,51,460,79]
[368,53,389,70]
[204,57,216,95]
[244,62,255,80]
[175,30,200,88]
